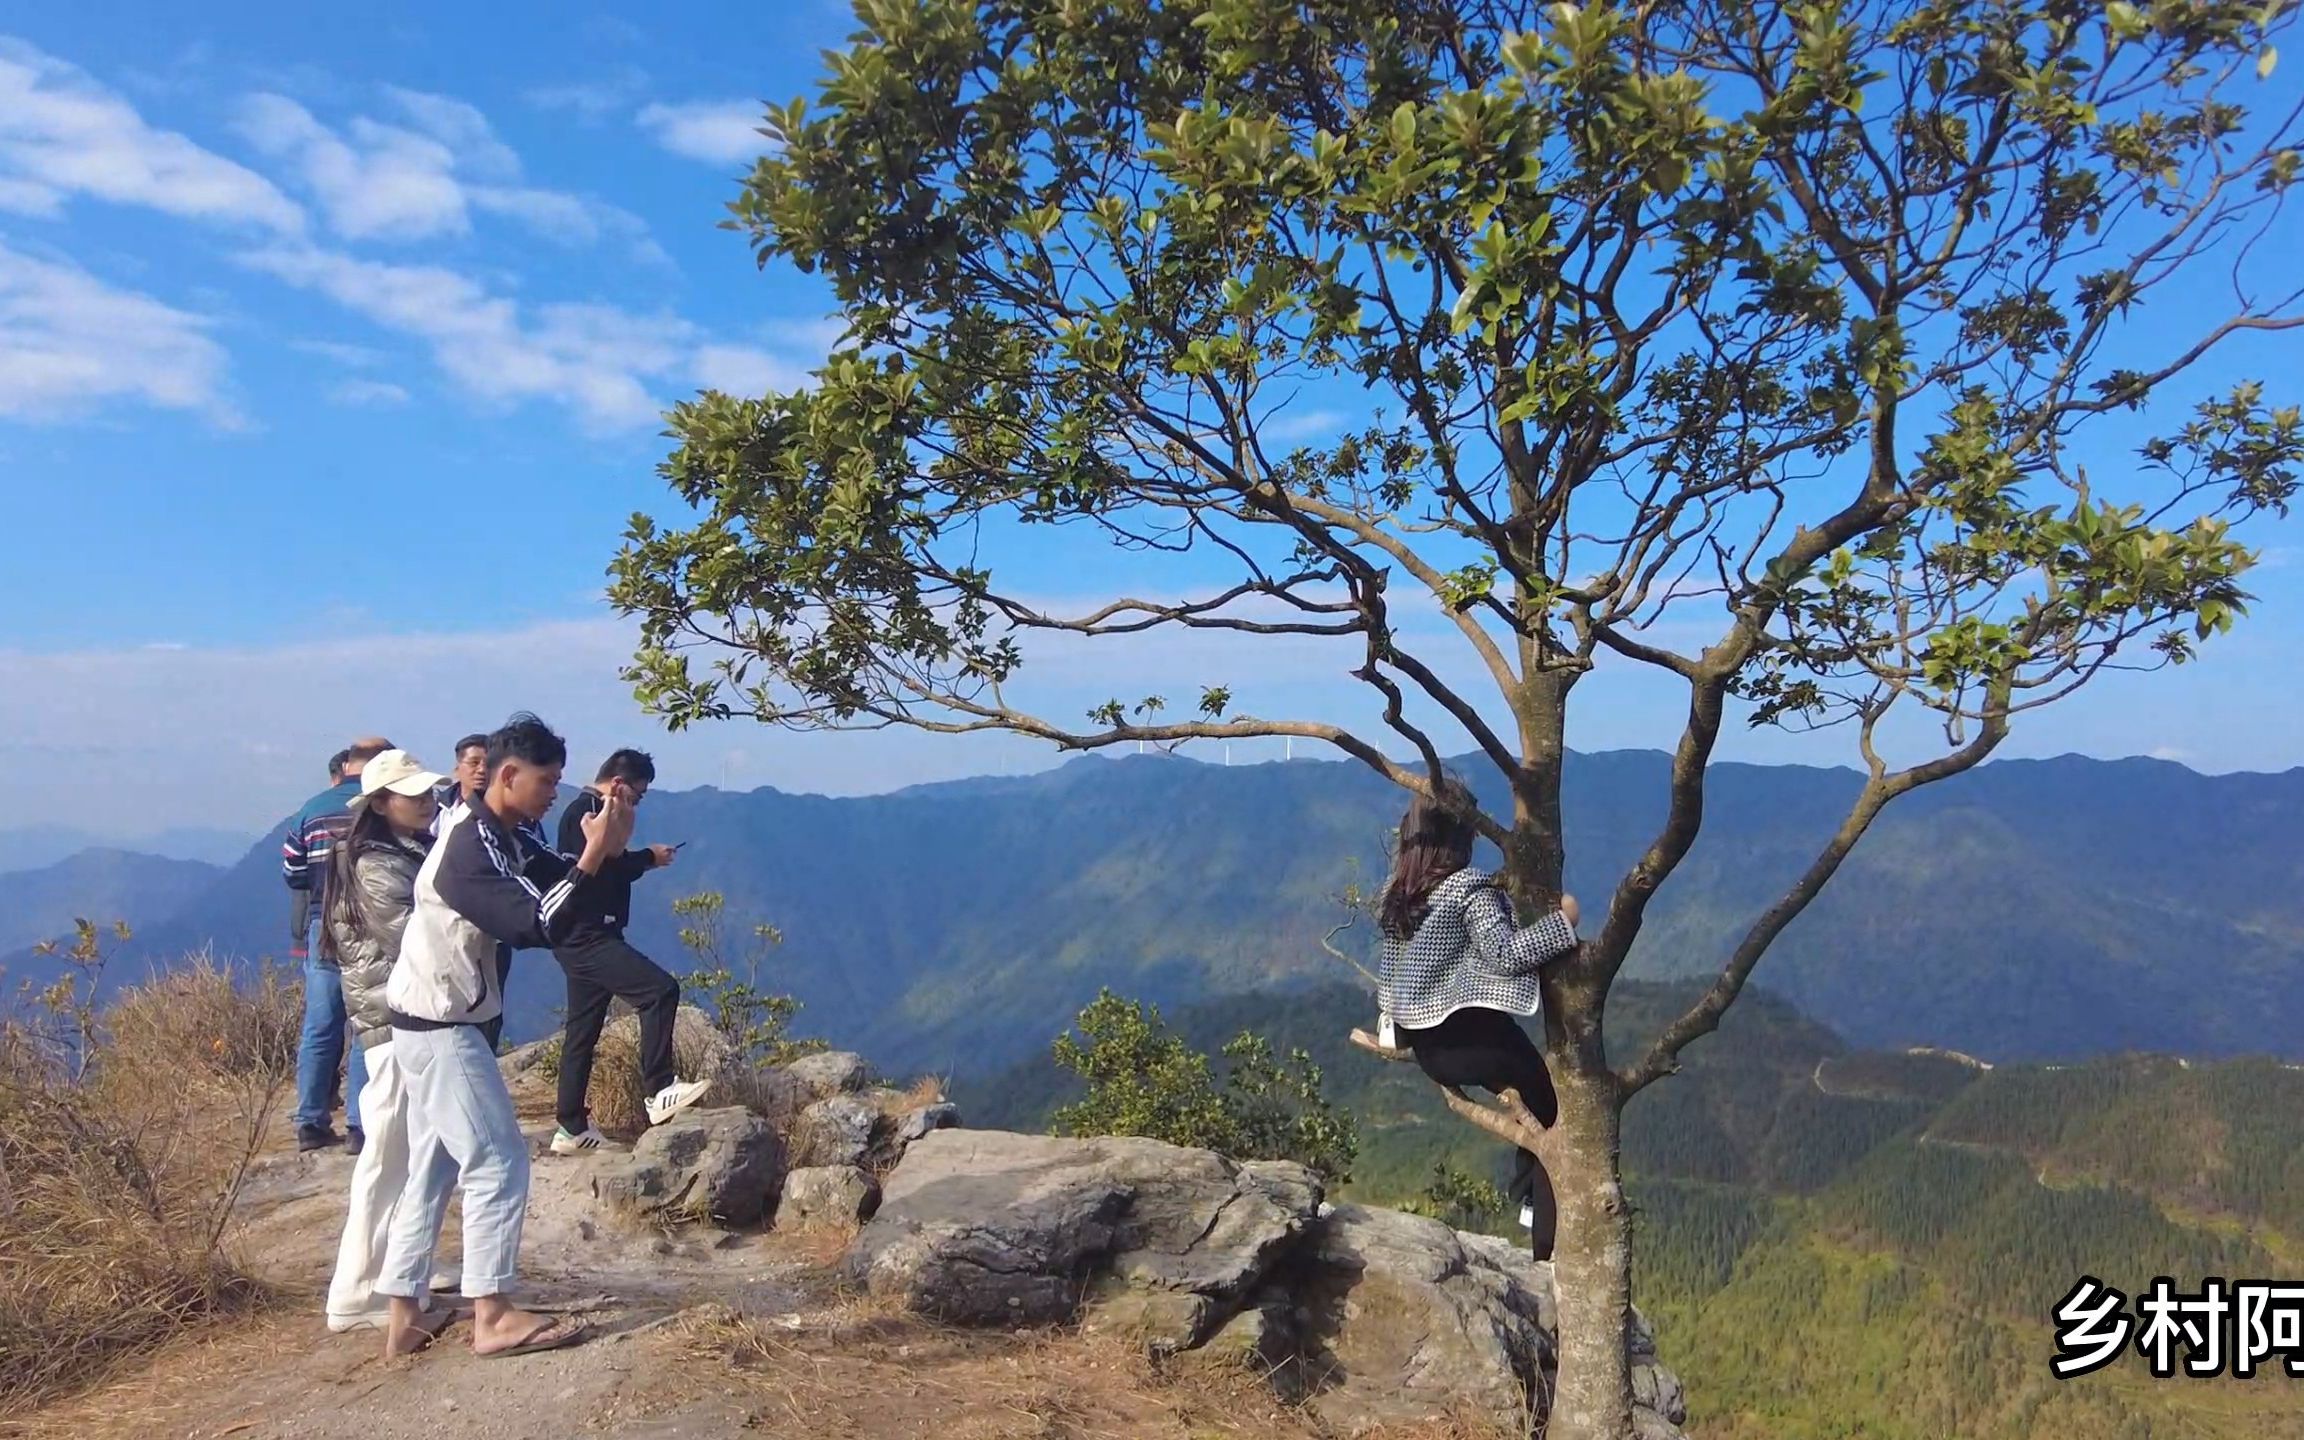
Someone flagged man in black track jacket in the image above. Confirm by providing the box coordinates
[545,747,709,1155]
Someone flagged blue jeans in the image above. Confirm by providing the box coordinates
[376,1025,530,1300]
[294,950,368,1130]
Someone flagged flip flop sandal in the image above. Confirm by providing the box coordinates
[480,1316,588,1360]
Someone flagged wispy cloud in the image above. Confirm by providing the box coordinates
[232,88,666,262]
[692,342,813,397]
[0,38,302,231]
[1262,407,1347,444]
[292,337,388,367]
[0,239,234,424]
[242,244,678,432]
[380,85,519,179]
[234,92,466,241]
[524,70,649,123]
[327,377,409,407]
[240,245,831,433]
[636,99,769,165]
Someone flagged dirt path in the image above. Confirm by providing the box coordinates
[5,1120,818,1440]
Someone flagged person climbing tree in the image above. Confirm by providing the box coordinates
[1376,780,1580,1260]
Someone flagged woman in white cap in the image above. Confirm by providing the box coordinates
[320,748,459,1341]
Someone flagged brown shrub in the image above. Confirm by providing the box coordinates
[0,953,298,1419]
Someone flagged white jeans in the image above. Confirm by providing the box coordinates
[375,1024,530,1301]
[325,1040,457,1323]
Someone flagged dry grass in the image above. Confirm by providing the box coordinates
[665,1301,1520,1440]
[876,1074,948,1114]
[581,1005,730,1138]
[0,955,300,1421]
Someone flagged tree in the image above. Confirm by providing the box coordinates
[672,891,823,1067]
[1413,1157,1512,1231]
[1050,988,1359,1179]
[610,2,2301,1434]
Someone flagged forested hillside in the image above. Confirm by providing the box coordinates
[7,750,2301,1077]
[972,982,2304,1440]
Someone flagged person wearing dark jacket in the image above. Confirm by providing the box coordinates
[546,748,708,1154]
[374,714,611,1360]
[286,735,392,1152]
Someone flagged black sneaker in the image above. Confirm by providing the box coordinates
[296,1123,341,1153]
[344,1127,365,1157]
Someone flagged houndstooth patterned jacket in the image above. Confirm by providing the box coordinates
[1377,867,1579,1030]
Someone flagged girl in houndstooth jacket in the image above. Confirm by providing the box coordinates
[1376,783,1579,1260]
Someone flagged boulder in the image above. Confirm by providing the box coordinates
[1633,1359,1689,1427]
[782,1050,871,1100]
[894,1100,962,1146]
[844,1129,1320,1343]
[1177,1293,1296,1380]
[739,1050,873,1125]
[791,1094,883,1170]
[777,1165,880,1231]
[1282,1205,1552,1434]
[592,1106,782,1226]
[1281,1210,1687,1438]
[497,1035,559,1078]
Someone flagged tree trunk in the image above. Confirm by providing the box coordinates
[1541,1064,1636,1440]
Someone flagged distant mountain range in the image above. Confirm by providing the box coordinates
[0,825,250,873]
[3,749,2300,1075]
[0,848,223,957]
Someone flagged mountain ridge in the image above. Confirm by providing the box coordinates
[5,748,2299,1077]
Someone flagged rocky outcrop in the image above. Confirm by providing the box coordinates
[592,1107,783,1225]
[844,1129,1320,1347]
[790,1094,881,1169]
[842,1131,1689,1439]
[791,1089,964,1172]
[1285,1204,1553,1430]
[777,1164,880,1230]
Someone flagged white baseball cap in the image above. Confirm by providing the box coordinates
[352,749,446,809]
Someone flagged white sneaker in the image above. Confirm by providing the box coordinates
[644,1078,713,1127]
[551,1125,610,1155]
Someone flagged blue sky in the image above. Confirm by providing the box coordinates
[3,3,2300,841]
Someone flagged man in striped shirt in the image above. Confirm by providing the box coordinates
[285,735,392,1152]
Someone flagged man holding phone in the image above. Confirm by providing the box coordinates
[546,748,710,1154]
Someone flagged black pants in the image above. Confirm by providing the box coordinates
[554,933,679,1134]
[1398,1007,1558,1261]
[476,946,513,1053]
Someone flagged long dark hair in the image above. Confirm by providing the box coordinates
[1376,781,1479,940]
[323,802,427,948]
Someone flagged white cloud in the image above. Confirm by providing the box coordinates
[1262,407,1346,444]
[328,377,409,407]
[243,244,684,432]
[0,173,63,215]
[292,337,388,367]
[692,342,813,397]
[0,240,233,424]
[0,38,302,231]
[235,93,466,241]
[381,85,519,179]
[244,243,836,432]
[524,71,648,123]
[233,89,665,261]
[636,99,768,165]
